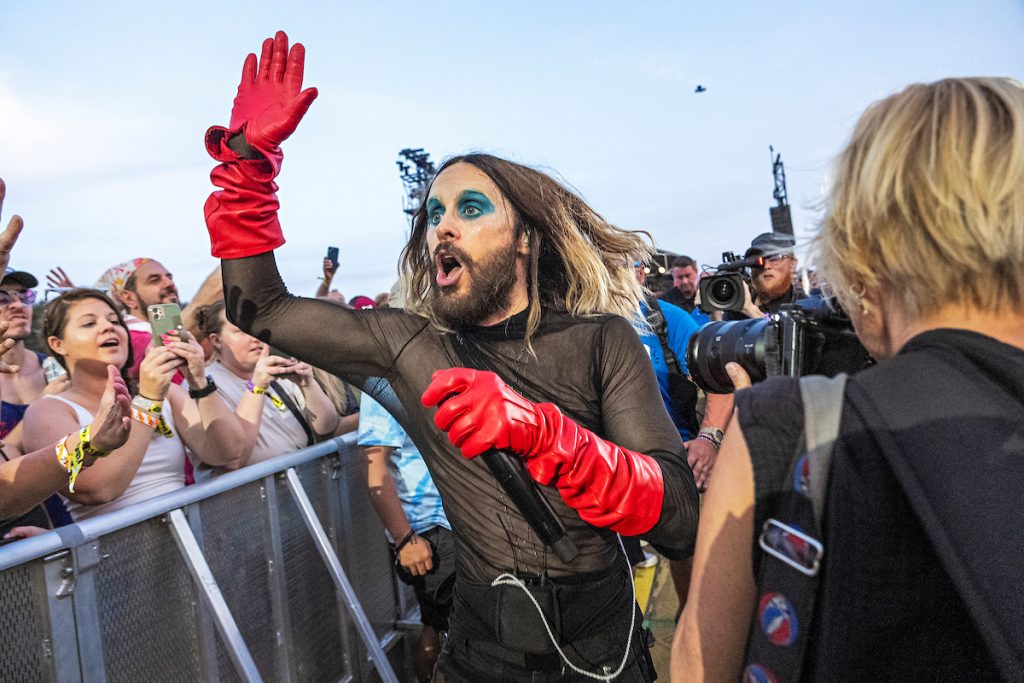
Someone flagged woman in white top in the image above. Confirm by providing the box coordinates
[194,301,339,470]
[22,289,248,520]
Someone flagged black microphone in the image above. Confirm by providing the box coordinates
[482,449,579,563]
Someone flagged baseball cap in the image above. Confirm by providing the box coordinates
[744,232,796,259]
[2,267,39,289]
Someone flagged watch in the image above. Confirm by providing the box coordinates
[188,376,218,399]
[132,395,162,414]
[699,427,725,445]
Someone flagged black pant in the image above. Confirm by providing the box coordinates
[439,567,656,682]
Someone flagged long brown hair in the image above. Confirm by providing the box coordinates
[43,288,134,382]
[399,153,652,344]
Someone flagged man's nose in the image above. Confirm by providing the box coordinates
[434,213,460,242]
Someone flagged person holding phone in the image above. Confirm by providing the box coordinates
[21,289,249,520]
[192,300,339,474]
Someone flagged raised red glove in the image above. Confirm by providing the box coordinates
[421,368,665,535]
[204,31,317,260]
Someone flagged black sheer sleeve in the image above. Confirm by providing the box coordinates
[221,253,421,383]
[595,316,700,559]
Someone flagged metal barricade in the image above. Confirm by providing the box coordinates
[0,436,418,682]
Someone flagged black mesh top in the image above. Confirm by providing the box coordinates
[223,253,699,582]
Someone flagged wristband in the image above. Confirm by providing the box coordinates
[695,433,721,450]
[246,381,287,412]
[189,376,218,399]
[698,427,724,447]
[132,395,163,414]
[393,529,416,555]
[131,409,175,439]
[79,425,110,458]
[55,433,86,493]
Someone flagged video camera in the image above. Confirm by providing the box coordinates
[698,251,770,313]
[686,296,862,393]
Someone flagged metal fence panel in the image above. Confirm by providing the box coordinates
[0,560,52,682]
[94,519,204,683]
[198,481,278,681]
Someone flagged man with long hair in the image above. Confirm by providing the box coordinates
[205,32,698,681]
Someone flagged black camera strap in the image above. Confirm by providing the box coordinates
[644,295,700,435]
[269,380,317,446]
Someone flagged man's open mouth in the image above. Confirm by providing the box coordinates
[435,253,464,287]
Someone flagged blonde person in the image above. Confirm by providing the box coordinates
[194,301,339,474]
[22,289,247,520]
[673,78,1024,680]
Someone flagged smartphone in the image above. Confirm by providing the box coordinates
[42,356,67,383]
[326,246,340,270]
[148,303,184,345]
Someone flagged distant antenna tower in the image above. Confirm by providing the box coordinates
[396,148,437,216]
[769,145,794,235]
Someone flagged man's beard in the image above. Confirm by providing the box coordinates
[139,288,179,316]
[753,272,790,302]
[430,243,521,329]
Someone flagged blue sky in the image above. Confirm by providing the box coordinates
[1,1,1022,301]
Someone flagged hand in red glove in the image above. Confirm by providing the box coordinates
[422,368,665,535]
[225,31,318,157]
[204,31,317,260]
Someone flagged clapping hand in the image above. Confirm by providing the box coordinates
[88,365,133,453]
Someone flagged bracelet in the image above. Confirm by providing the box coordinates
[695,433,721,450]
[189,376,218,399]
[393,529,416,555]
[55,433,86,493]
[79,425,110,458]
[698,427,724,447]
[246,381,287,412]
[131,395,162,414]
[131,408,175,439]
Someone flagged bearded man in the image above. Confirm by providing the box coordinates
[205,32,697,682]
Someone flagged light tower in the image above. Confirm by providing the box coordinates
[769,145,794,236]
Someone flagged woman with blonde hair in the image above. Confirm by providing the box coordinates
[672,77,1024,680]
[23,289,248,520]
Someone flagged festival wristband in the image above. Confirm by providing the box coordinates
[131,409,175,439]
[131,395,163,414]
[55,434,85,493]
[246,381,287,412]
[79,425,110,458]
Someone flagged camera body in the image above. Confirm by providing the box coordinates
[698,251,766,313]
[686,297,859,393]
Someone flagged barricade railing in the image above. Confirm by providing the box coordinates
[0,435,418,683]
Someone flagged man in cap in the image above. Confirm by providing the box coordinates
[744,232,800,315]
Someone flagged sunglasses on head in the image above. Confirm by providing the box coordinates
[0,290,37,306]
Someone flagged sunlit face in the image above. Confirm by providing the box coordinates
[424,163,529,327]
[752,254,796,301]
[126,261,179,317]
[671,266,698,298]
[0,283,35,341]
[211,314,265,376]
[48,298,129,373]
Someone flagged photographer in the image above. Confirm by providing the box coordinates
[731,232,800,319]
[673,77,1024,681]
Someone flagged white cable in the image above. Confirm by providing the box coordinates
[489,535,639,681]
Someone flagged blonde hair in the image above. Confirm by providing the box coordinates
[814,77,1024,319]
[399,154,651,344]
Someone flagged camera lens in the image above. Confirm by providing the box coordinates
[710,279,736,303]
[686,318,780,393]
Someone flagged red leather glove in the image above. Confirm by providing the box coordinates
[204,31,318,259]
[421,368,665,535]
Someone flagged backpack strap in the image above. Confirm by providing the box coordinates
[800,373,847,524]
[742,373,847,682]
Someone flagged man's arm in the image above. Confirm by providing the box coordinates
[181,266,223,336]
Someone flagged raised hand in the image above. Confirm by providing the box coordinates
[89,365,133,453]
[46,266,75,289]
[229,31,318,154]
[0,321,19,374]
[138,344,185,402]
[0,178,25,277]
[162,330,207,387]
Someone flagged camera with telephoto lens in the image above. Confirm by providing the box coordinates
[698,251,768,313]
[686,296,861,393]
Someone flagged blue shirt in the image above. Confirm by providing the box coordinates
[357,394,449,536]
[639,299,700,439]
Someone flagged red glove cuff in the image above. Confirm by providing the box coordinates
[204,127,286,260]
